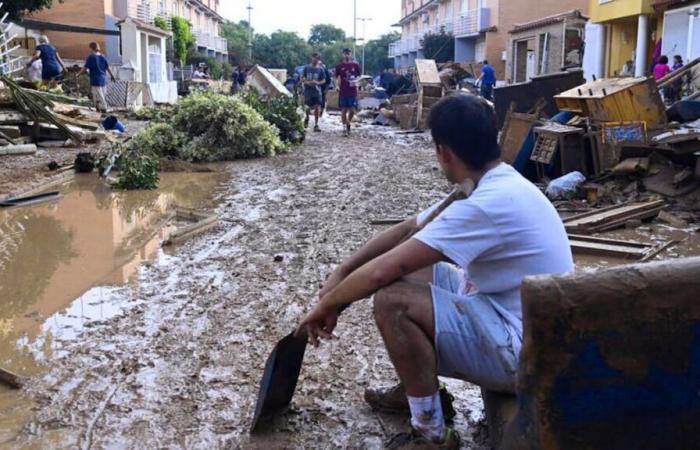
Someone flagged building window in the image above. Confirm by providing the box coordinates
[172,0,179,16]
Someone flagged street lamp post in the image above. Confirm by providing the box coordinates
[352,0,357,56]
[357,17,372,74]
[247,0,253,61]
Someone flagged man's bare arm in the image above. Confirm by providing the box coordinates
[320,217,417,296]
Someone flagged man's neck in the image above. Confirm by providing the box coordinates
[459,160,502,186]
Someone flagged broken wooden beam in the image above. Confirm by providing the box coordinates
[0,143,37,156]
[569,234,654,259]
[163,209,219,246]
[0,367,26,389]
[563,200,665,234]
[0,109,29,124]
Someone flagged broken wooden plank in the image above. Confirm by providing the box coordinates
[0,125,21,138]
[0,367,26,389]
[658,210,689,229]
[370,218,405,225]
[0,109,29,124]
[415,59,441,86]
[0,143,37,156]
[54,112,100,130]
[569,234,653,259]
[163,209,219,246]
[564,201,665,233]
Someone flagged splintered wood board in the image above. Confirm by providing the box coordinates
[568,234,654,259]
[563,200,665,233]
[415,59,441,86]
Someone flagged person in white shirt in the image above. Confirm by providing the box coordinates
[296,94,574,449]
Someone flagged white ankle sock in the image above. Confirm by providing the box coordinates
[407,392,445,441]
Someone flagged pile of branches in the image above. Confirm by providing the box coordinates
[241,90,305,144]
[111,92,286,189]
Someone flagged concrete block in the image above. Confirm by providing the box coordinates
[516,257,700,450]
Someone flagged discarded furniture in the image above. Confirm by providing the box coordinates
[563,200,665,234]
[414,59,443,130]
[555,77,667,130]
[248,65,292,98]
[504,257,700,450]
[494,70,585,129]
[163,209,218,246]
[531,123,586,179]
[500,108,543,164]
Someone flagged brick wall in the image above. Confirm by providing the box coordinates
[28,0,108,60]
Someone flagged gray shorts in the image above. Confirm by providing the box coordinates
[431,262,522,393]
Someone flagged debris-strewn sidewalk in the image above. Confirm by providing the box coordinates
[13,117,486,449]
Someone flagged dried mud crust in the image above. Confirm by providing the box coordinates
[16,117,486,449]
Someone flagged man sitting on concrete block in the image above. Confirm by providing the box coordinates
[296,95,574,449]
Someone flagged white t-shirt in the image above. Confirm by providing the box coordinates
[414,163,574,320]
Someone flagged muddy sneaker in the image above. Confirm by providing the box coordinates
[304,116,310,129]
[314,124,321,132]
[346,124,352,136]
[364,384,457,423]
[385,427,460,450]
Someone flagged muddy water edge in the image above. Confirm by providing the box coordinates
[0,171,228,446]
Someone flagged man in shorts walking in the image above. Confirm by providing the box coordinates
[296,95,574,449]
[303,53,326,132]
[335,48,361,137]
[77,42,116,113]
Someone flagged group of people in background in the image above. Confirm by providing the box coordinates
[653,54,686,103]
[26,36,115,113]
[299,47,361,136]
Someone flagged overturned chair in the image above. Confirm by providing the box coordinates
[484,257,700,450]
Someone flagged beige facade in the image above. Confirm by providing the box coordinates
[390,0,589,80]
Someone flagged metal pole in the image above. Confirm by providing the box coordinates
[357,18,372,74]
[247,0,253,61]
[353,0,357,56]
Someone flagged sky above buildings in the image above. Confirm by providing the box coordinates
[220,0,399,41]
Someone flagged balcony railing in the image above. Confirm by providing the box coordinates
[194,29,228,53]
[127,0,171,28]
[454,8,490,37]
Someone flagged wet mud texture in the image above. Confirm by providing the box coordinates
[12,117,486,449]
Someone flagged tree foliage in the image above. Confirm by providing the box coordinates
[5,0,63,21]
[421,31,455,64]
[220,20,253,65]
[253,31,311,74]
[362,31,400,75]
[308,24,346,47]
[171,16,196,66]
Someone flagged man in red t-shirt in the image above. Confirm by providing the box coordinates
[335,48,362,137]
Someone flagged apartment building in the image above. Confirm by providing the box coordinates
[25,0,228,62]
[586,0,699,79]
[390,0,589,80]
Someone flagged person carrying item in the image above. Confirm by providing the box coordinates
[302,52,326,132]
[335,48,361,137]
[295,95,574,449]
[27,35,67,88]
[77,42,116,114]
[476,60,496,101]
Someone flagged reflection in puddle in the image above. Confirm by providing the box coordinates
[0,171,225,384]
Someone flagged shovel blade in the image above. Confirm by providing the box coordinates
[250,332,308,433]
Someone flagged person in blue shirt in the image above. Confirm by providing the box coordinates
[26,35,66,88]
[77,42,116,113]
[476,60,496,101]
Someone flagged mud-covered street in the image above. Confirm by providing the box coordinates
[1,116,488,449]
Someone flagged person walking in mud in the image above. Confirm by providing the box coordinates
[296,95,574,449]
[335,48,361,137]
[302,52,326,132]
[26,35,67,89]
[77,42,116,114]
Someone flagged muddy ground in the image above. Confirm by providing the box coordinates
[3,116,488,449]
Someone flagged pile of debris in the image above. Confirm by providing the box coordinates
[0,75,107,155]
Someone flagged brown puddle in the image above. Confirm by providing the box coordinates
[0,171,227,443]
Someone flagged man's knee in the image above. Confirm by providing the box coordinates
[373,283,411,326]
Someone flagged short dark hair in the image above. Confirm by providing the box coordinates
[89,42,100,51]
[311,52,320,59]
[674,55,683,62]
[427,94,501,170]
[659,55,669,64]
[343,48,352,54]
[483,60,489,65]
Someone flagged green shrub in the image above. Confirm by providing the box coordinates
[242,90,305,144]
[114,147,160,190]
[129,122,184,158]
[133,105,174,122]
[172,92,285,161]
